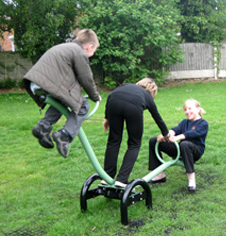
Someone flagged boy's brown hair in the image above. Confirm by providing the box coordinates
[75,29,100,48]
[136,78,158,99]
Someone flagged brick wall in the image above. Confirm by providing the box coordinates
[0,32,14,51]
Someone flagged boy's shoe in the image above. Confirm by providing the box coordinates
[32,124,54,149]
[115,181,127,188]
[52,130,72,158]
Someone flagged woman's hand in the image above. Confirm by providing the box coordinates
[157,135,165,142]
[103,119,109,132]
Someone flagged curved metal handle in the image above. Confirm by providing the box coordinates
[155,141,180,164]
[84,101,99,120]
[44,94,99,119]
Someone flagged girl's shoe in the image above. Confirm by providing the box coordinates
[188,185,196,191]
[149,171,166,184]
[149,171,167,184]
[149,177,166,184]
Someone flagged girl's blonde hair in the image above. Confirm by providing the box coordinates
[136,78,158,99]
[183,99,206,117]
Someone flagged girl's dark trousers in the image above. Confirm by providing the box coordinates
[104,99,143,184]
[149,137,202,173]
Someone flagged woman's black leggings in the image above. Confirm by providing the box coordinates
[104,99,143,184]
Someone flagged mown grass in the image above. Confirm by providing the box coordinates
[0,81,226,236]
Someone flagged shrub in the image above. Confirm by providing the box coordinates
[78,0,183,87]
[0,77,24,89]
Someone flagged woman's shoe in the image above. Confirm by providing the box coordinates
[101,180,108,185]
[115,181,127,188]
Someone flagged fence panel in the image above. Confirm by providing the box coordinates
[167,43,226,79]
[169,43,214,71]
[1,43,226,82]
[0,52,32,81]
[219,44,226,69]
[219,43,226,78]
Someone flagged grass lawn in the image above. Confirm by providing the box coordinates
[0,81,226,236]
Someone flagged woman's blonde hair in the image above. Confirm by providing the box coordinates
[183,99,206,117]
[136,78,158,99]
[75,29,100,48]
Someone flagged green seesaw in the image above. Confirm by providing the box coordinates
[30,82,184,225]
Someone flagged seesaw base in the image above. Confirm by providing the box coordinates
[80,173,152,225]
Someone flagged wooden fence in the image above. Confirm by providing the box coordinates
[167,43,226,80]
[0,52,32,81]
[219,43,226,78]
[1,43,226,81]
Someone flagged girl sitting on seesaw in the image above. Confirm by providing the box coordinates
[148,99,208,191]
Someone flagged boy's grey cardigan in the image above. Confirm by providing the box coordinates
[23,40,99,114]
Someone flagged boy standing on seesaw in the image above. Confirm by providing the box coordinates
[23,29,101,158]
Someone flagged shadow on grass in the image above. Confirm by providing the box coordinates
[1,224,47,236]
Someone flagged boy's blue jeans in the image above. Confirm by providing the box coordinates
[38,96,89,140]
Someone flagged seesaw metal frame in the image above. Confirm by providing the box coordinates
[41,93,184,225]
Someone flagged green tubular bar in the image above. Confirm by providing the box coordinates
[44,94,115,185]
[44,94,184,186]
[155,141,180,164]
[142,141,184,183]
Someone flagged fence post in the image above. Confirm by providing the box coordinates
[4,53,6,79]
[214,47,218,80]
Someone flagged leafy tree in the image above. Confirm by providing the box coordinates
[178,0,226,43]
[0,0,78,64]
[78,0,183,86]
